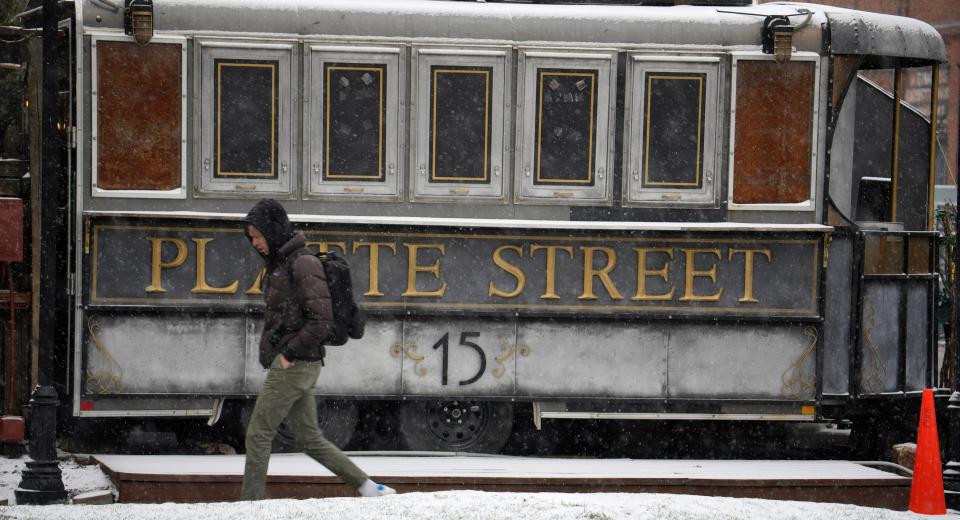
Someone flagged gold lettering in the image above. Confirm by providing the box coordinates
[632,247,675,301]
[306,240,347,254]
[145,238,188,293]
[489,245,526,298]
[729,248,772,303]
[402,243,447,297]
[353,242,398,297]
[245,267,266,295]
[579,246,623,300]
[680,248,723,302]
[530,244,574,299]
[191,238,240,294]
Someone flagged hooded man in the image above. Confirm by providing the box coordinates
[240,198,395,500]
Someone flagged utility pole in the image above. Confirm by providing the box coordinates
[14,0,66,504]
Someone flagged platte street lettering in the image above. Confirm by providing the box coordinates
[87,221,821,317]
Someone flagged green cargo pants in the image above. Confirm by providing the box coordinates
[240,355,369,500]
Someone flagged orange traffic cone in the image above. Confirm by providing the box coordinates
[909,388,946,514]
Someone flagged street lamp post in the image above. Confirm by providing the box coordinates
[14,0,67,505]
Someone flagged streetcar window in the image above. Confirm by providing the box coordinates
[324,64,386,182]
[411,47,508,202]
[91,36,186,198]
[307,45,402,200]
[516,50,615,205]
[729,56,819,210]
[197,41,294,196]
[624,57,719,207]
[214,59,279,180]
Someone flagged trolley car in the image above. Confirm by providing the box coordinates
[18,0,949,454]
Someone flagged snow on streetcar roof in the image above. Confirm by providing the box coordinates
[77,0,945,65]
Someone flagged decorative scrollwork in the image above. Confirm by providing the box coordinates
[781,326,818,399]
[492,342,516,379]
[518,342,531,357]
[85,318,123,394]
[861,303,886,393]
[390,342,427,377]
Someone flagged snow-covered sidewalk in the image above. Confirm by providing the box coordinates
[0,453,952,519]
[0,490,950,520]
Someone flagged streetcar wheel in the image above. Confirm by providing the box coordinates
[398,400,513,453]
[240,399,359,453]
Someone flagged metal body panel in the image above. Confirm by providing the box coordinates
[904,281,929,390]
[668,324,816,400]
[822,234,852,395]
[516,322,668,398]
[859,282,899,393]
[84,314,245,394]
[401,320,517,396]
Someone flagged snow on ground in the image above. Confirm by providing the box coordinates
[0,490,949,520]
[0,454,114,506]
[0,453,953,519]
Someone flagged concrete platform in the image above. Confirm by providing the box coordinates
[93,453,911,509]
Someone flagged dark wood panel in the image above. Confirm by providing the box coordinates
[97,41,181,191]
[733,60,814,204]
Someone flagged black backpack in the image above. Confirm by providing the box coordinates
[287,249,365,346]
[317,251,365,346]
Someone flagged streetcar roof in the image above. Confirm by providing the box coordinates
[77,0,945,66]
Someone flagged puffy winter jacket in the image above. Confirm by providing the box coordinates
[258,232,334,368]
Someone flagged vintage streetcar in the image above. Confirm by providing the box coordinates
[11,0,949,455]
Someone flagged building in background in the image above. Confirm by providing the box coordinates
[761,0,957,187]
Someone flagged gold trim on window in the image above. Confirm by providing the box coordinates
[535,71,596,185]
[325,65,385,180]
[430,68,491,183]
[215,61,277,178]
[643,74,704,188]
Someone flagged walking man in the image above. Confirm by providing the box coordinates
[240,198,395,500]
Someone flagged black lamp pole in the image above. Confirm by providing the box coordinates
[14,0,67,504]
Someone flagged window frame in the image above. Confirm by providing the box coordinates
[409,46,510,203]
[623,55,721,208]
[90,33,187,199]
[305,44,403,201]
[727,52,822,212]
[515,49,617,206]
[195,39,296,198]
